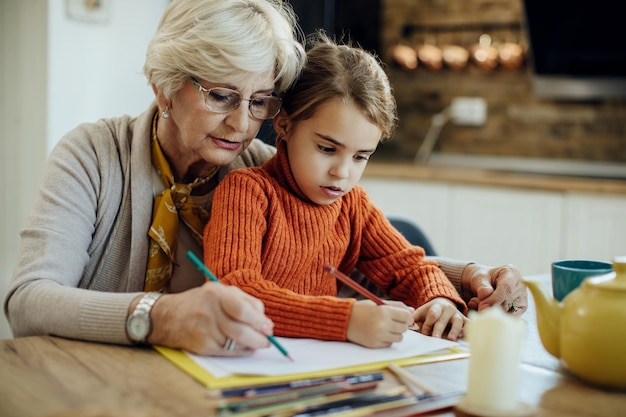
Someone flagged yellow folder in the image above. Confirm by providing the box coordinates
[155,345,468,389]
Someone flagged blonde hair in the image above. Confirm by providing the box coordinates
[281,32,398,141]
[144,0,305,99]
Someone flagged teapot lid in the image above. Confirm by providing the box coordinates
[584,256,626,291]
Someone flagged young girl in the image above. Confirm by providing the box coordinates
[203,34,467,349]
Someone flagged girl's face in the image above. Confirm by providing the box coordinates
[154,71,275,179]
[278,98,382,205]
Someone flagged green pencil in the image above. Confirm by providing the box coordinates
[186,250,293,361]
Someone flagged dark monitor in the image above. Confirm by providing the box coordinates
[289,0,380,54]
[258,0,382,145]
[522,0,626,100]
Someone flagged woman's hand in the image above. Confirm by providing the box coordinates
[148,282,274,356]
[413,297,467,340]
[462,263,528,315]
[347,300,414,348]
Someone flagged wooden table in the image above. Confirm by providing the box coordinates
[2,274,626,417]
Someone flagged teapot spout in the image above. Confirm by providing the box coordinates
[523,279,561,358]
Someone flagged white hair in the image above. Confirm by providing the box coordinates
[144,0,305,99]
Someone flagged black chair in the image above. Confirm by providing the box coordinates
[387,216,437,256]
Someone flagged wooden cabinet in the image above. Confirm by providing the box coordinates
[445,184,562,275]
[361,177,626,275]
[563,193,626,261]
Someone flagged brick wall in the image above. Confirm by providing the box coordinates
[376,0,626,163]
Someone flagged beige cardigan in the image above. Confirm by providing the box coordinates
[4,103,276,343]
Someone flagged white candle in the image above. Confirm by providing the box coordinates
[463,307,526,413]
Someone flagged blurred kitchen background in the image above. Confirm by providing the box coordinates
[1,0,625,340]
[291,0,626,165]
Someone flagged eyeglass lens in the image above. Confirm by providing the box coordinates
[206,88,281,120]
[191,78,281,120]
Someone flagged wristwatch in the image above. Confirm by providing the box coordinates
[126,292,162,344]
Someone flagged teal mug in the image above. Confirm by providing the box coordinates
[551,259,613,301]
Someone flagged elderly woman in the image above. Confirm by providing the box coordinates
[4,0,526,357]
[5,0,305,356]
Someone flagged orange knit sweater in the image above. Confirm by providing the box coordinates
[204,141,466,341]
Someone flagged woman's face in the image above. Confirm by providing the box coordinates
[155,71,275,178]
[279,98,382,205]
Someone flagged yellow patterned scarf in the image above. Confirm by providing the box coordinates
[145,112,218,291]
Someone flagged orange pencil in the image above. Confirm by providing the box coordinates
[323,264,386,305]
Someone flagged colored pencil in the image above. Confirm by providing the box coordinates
[218,381,349,412]
[323,264,386,305]
[213,372,384,398]
[387,362,435,396]
[186,250,293,361]
[301,396,418,417]
[288,386,409,417]
[368,391,465,417]
[217,388,382,417]
[294,390,463,417]
[218,380,380,413]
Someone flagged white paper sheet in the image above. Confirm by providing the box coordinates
[186,330,457,377]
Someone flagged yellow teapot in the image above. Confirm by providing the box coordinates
[524,256,626,390]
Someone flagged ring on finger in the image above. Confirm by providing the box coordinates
[224,337,236,352]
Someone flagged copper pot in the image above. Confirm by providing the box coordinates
[470,34,499,70]
[442,44,470,70]
[390,43,418,70]
[417,43,443,71]
[498,42,525,69]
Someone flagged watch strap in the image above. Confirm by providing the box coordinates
[127,292,162,343]
[136,291,161,313]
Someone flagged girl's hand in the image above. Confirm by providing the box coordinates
[413,297,467,341]
[346,300,414,348]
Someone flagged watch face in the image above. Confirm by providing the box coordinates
[128,314,150,341]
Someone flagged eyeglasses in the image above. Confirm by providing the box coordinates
[190,77,282,120]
